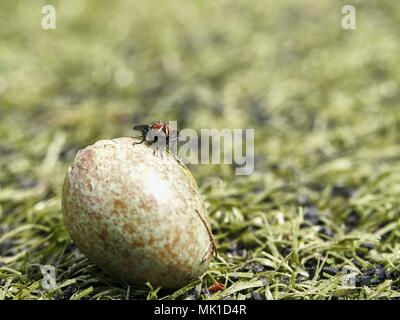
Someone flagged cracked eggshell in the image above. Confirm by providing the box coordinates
[61,137,213,289]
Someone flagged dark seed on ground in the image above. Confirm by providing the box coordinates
[322,266,339,276]
[305,259,318,267]
[181,288,200,300]
[375,268,386,280]
[300,222,309,228]
[306,266,316,279]
[370,279,384,286]
[364,268,375,276]
[65,242,77,253]
[304,205,319,225]
[360,243,374,250]
[356,275,371,287]
[250,292,266,300]
[0,239,15,256]
[226,242,248,258]
[296,274,308,283]
[242,262,265,273]
[279,247,292,257]
[319,226,335,238]
[350,259,363,269]
[17,177,38,189]
[58,285,78,300]
[331,186,355,198]
[387,270,398,280]
[259,277,268,286]
[345,211,360,231]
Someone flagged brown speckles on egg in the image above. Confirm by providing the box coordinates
[113,199,128,214]
[61,137,214,289]
[130,240,145,249]
[122,223,136,234]
[138,197,154,210]
[87,181,94,192]
[99,227,108,242]
[83,148,94,160]
[90,211,102,221]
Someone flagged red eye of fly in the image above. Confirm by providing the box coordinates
[151,121,165,129]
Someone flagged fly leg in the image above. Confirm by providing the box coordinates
[133,129,148,146]
[132,125,152,146]
[133,136,146,145]
[152,146,164,158]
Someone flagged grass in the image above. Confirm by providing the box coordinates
[1,0,400,300]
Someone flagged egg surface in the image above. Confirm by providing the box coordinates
[62,137,214,289]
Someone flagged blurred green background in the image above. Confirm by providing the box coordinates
[1,0,400,299]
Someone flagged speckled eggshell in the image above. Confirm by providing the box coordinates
[61,137,214,289]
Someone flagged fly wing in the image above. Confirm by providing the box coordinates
[133,124,150,131]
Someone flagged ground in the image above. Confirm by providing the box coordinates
[0,0,400,300]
